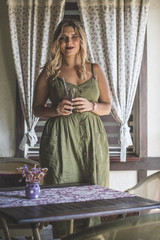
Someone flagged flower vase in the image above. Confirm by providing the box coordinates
[25,182,41,199]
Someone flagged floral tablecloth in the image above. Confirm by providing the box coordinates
[0,185,134,208]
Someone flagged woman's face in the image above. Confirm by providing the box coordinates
[59,26,81,57]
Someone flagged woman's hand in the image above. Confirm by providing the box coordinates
[56,100,73,116]
[72,97,94,112]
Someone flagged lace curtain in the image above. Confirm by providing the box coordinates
[7,0,65,150]
[78,0,151,162]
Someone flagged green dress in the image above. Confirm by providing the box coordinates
[40,69,109,188]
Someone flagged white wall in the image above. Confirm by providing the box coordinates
[109,171,137,191]
[0,0,16,157]
[147,0,160,156]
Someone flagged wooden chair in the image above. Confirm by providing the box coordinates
[125,171,160,215]
[0,157,41,240]
[62,212,160,240]
[125,171,160,201]
[0,157,41,188]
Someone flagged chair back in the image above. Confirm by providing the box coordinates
[0,158,40,188]
[125,171,160,201]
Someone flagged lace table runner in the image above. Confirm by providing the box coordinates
[0,185,134,208]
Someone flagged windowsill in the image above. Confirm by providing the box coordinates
[29,154,140,163]
[28,156,39,162]
[110,154,139,162]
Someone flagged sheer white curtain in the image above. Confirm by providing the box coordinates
[7,0,65,150]
[78,0,151,162]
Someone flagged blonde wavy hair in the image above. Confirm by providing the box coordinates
[46,19,89,81]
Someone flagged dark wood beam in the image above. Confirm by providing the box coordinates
[110,157,160,171]
[137,170,147,182]
[138,31,148,158]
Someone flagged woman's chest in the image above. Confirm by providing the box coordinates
[49,78,100,105]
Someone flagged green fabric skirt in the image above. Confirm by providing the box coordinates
[40,111,109,187]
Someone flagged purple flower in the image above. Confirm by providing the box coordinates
[17,164,48,183]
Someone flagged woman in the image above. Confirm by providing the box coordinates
[33,19,111,236]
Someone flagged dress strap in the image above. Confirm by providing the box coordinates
[91,63,96,79]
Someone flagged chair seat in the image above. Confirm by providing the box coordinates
[62,213,160,240]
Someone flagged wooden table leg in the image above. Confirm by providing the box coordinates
[68,219,74,235]
[0,217,11,240]
[31,223,41,240]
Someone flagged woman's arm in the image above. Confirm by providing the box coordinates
[93,63,111,116]
[33,66,72,118]
[33,66,56,118]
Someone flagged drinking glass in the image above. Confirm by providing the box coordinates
[64,87,78,112]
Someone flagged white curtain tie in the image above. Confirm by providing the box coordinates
[120,123,133,162]
[26,128,38,146]
[19,127,38,151]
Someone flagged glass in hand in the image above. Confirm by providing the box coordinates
[64,87,78,113]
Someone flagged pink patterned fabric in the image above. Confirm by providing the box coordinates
[0,185,134,208]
